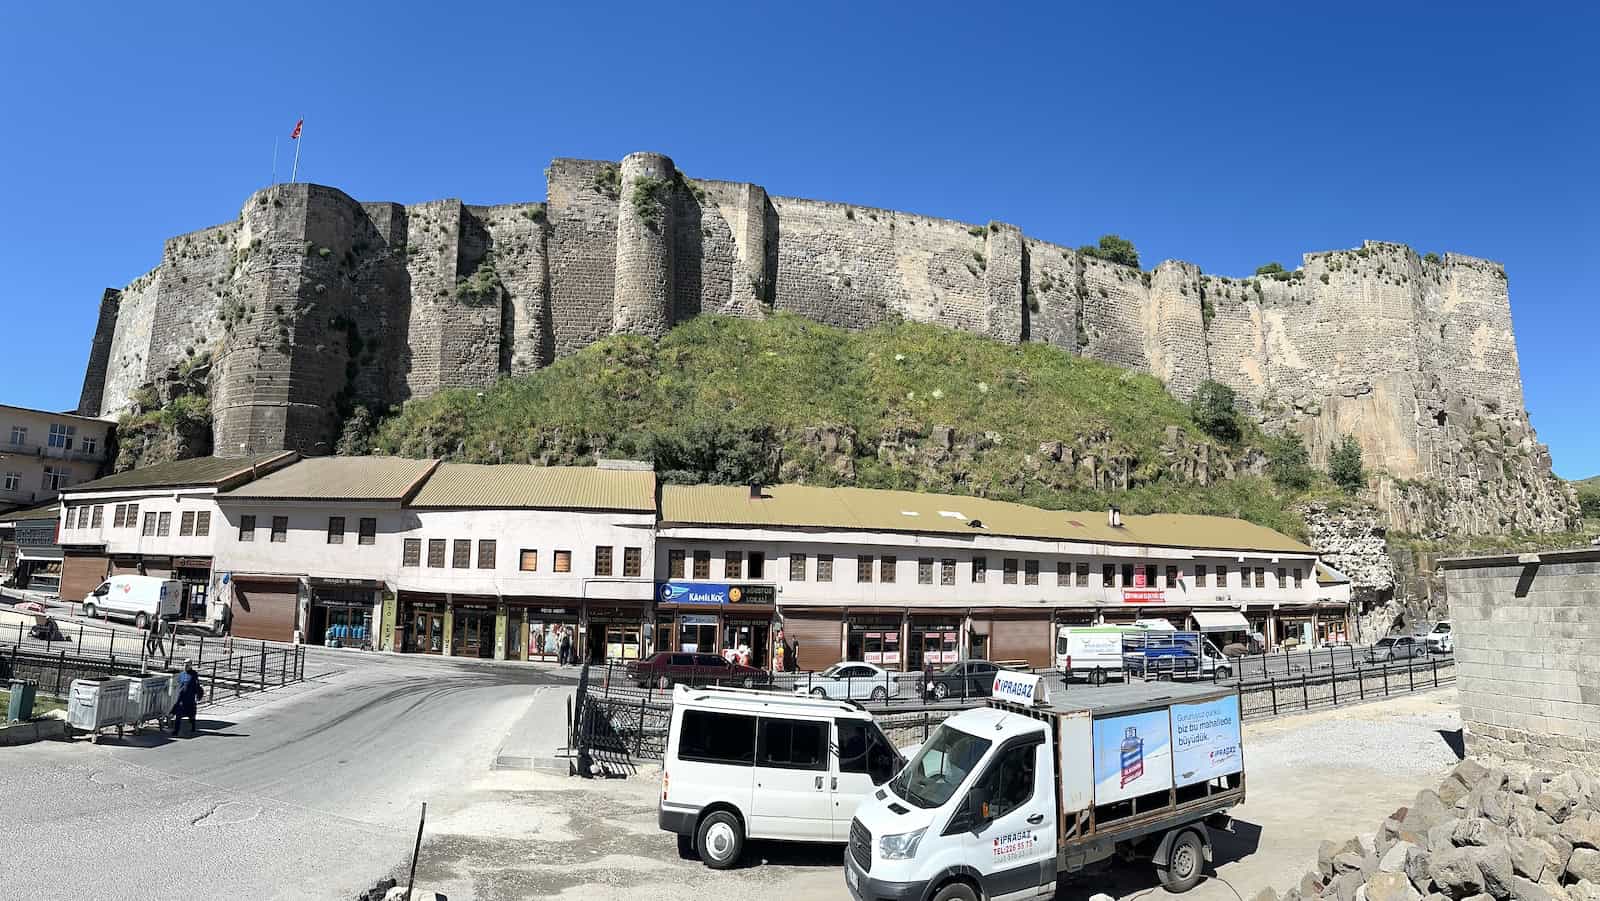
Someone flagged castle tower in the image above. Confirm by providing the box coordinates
[611,151,676,338]
[77,288,121,416]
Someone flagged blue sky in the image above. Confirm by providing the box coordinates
[2,2,1594,477]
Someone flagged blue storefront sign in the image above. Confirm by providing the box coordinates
[658,581,732,604]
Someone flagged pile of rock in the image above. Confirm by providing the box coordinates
[1260,760,1600,901]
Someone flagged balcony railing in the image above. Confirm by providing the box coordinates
[0,439,106,463]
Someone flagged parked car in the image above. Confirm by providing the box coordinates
[1424,620,1453,654]
[921,659,1007,701]
[627,652,771,689]
[796,661,899,701]
[1365,635,1426,663]
[659,685,904,869]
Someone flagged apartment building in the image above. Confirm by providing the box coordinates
[656,484,1333,670]
[0,404,112,512]
[55,453,298,616]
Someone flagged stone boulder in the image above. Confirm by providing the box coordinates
[1362,872,1423,901]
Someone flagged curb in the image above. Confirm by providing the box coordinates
[0,717,67,746]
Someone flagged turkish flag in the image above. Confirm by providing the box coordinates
[290,119,303,140]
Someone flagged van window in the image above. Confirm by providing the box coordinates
[678,710,755,765]
[967,740,1038,820]
[838,719,900,785]
[94,582,110,596]
[758,718,828,771]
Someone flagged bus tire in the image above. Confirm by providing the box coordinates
[1157,829,1205,893]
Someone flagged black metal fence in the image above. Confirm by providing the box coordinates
[1,642,306,704]
[1238,654,1454,719]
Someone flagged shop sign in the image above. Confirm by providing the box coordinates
[863,630,900,665]
[679,614,719,626]
[658,581,733,605]
[1122,588,1165,604]
[314,577,381,589]
[537,607,573,616]
[732,584,776,605]
[992,671,1049,707]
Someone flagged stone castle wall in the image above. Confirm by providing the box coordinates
[77,150,1580,534]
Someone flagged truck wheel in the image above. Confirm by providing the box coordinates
[1215,666,1232,680]
[931,880,979,901]
[676,832,698,860]
[83,603,97,619]
[696,810,744,869]
[932,682,949,701]
[134,612,149,630]
[1090,668,1107,687]
[1158,829,1205,893]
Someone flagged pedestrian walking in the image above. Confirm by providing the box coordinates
[170,660,203,736]
[922,656,935,699]
[559,629,573,666]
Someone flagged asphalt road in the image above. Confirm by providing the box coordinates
[0,650,570,900]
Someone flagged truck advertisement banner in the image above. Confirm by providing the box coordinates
[1171,694,1243,786]
[1092,709,1173,804]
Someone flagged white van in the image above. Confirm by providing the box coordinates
[82,575,182,630]
[1055,626,1126,685]
[660,685,906,869]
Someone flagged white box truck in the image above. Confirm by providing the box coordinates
[81,574,183,630]
[845,673,1245,899]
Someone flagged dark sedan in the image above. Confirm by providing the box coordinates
[626,652,771,689]
[920,659,1006,701]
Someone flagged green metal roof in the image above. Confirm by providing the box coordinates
[63,452,297,493]
[660,484,1313,554]
[218,456,439,502]
[409,463,656,512]
[0,501,60,523]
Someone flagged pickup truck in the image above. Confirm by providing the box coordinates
[1122,630,1233,680]
[845,673,1244,898]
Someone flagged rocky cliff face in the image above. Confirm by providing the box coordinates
[78,151,1579,536]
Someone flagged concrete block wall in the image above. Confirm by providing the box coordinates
[1444,552,1600,771]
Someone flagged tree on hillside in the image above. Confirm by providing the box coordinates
[1329,434,1366,493]
[1190,380,1240,443]
[1267,432,1313,491]
[1078,234,1141,269]
[1255,262,1285,276]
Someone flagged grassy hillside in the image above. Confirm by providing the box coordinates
[372,314,1343,536]
[1576,475,1600,533]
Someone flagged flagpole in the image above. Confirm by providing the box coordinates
[271,137,279,187]
[290,115,303,184]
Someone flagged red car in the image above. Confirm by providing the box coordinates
[626,652,771,689]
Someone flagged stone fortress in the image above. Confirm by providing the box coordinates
[76,151,1578,536]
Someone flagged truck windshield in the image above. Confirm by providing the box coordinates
[888,723,991,809]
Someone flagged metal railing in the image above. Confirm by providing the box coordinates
[1,641,306,704]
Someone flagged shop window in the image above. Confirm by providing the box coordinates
[1003,558,1019,585]
[857,555,873,583]
[1143,565,1157,587]
[623,547,641,578]
[789,553,806,581]
[1103,564,1115,587]
[1024,560,1039,586]
[142,512,156,537]
[91,506,103,529]
[113,504,126,528]
[1056,561,1069,585]
[918,558,933,584]
[271,516,288,543]
[668,549,685,579]
[358,518,376,545]
[1195,564,1208,587]
[239,515,256,542]
[1121,564,1134,587]
[427,539,446,568]
[880,555,896,583]
[692,550,710,579]
[403,539,421,567]
[179,511,195,536]
[596,545,614,577]
[126,503,138,529]
[1293,567,1303,588]
[1165,565,1179,587]
[678,710,755,765]
[748,551,765,579]
[519,548,537,571]
[1075,562,1090,587]
[157,512,171,537]
[327,516,346,544]
[941,558,957,586]
[972,556,987,584]
[1276,567,1287,588]
[555,550,572,573]
[453,540,471,568]
[817,554,833,582]
[1253,567,1265,588]
[478,540,497,569]
[724,550,742,580]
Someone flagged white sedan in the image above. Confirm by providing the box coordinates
[795,662,899,701]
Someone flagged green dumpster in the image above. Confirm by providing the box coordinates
[7,679,36,722]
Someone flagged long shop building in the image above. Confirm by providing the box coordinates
[656,484,1340,671]
[210,457,658,662]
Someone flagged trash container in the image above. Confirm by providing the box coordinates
[127,672,178,731]
[7,679,36,722]
[67,677,131,743]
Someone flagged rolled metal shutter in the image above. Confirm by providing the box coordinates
[232,580,298,642]
[781,611,843,671]
[61,554,109,604]
[987,613,1051,670]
